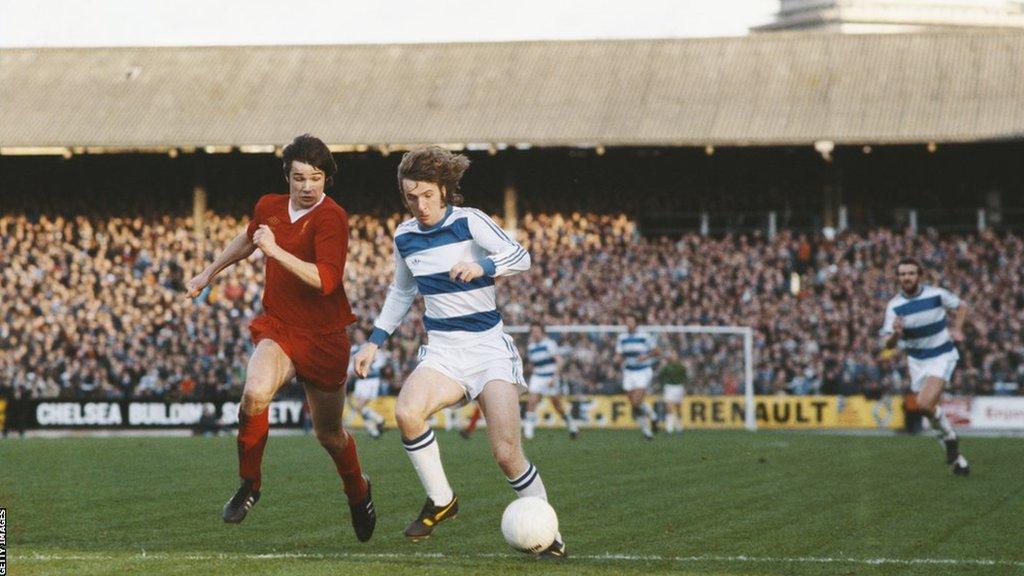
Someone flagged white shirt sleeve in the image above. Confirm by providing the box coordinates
[938,287,962,309]
[466,209,531,277]
[879,301,896,337]
[548,340,560,358]
[369,239,419,345]
[615,334,625,355]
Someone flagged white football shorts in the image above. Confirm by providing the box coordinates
[352,377,381,400]
[416,332,527,401]
[622,367,654,392]
[908,354,957,393]
[662,383,685,404]
[528,373,560,396]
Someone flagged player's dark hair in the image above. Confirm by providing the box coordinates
[282,134,337,188]
[896,257,923,274]
[396,146,469,206]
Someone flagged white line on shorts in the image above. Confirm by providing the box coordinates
[17,551,1024,568]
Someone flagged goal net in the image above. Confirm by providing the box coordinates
[506,324,757,431]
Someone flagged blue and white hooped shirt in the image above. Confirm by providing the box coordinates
[527,337,560,377]
[880,285,961,362]
[369,206,530,347]
[616,331,658,371]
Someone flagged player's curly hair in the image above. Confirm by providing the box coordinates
[896,257,923,274]
[396,145,470,206]
[282,134,337,188]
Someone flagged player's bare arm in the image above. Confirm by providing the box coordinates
[949,303,967,342]
[185,228,257,298]
[883,316,904,350]
[252,224,325,290]
[353,344,379,378]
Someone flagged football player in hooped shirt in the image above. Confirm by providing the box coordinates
[523,323,579,440]
[185,134,376,540]
[347,328,389,439]
[881,257,970,476]
[616,316,660,440]
[353,145,566,558]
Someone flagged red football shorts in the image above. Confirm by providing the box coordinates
[249,314,350,391]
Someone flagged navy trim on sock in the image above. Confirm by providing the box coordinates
[403,429,436,452]
[513,468,539,491]
[403,428,433,446]
[508,463,535,485]
[508,463,538,491]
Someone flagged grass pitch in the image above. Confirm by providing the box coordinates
[2,429,1022,576]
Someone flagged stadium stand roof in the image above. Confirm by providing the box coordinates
[2,31,1023,150]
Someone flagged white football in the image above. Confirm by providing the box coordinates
[501,496,558,554]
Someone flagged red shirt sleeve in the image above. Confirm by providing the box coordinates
[314,209,348,296]
[246,196,269,241]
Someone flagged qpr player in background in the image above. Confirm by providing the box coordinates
[881,257,970,476]
[353,146,567,558]
[523,323,579,440]
[615,316,660,440]
[347,328,389,439]
[185,134,376,539]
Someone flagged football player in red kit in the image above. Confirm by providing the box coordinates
[186,134,375,541]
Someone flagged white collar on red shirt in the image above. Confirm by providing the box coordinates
[288,195,325,223]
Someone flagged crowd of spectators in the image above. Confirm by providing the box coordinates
[2,204,1022,402]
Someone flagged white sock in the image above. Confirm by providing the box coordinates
[362,406,383,425]
[565,412,578,433]
[524,411,536,439]
[929,406,957,440]
[364,420,378,435]
[644,403,657,421]
[361,408,378,434]
[636,413,652,437]
[403,429,454,505]
[665,412,678,434]
[507,462,563,544]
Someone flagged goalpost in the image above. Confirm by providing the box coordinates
[506,325,757,431]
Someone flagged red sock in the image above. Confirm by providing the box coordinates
[237,409,270,491]
[330,430,368,505]
[467,407,482,433]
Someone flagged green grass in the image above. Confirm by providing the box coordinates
[1,429,1023,575]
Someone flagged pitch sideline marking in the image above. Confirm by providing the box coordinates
[15,551,1024,568]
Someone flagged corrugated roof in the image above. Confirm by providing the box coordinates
[2,31,1023,148]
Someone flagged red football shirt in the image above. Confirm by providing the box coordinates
[246,194,356,333]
